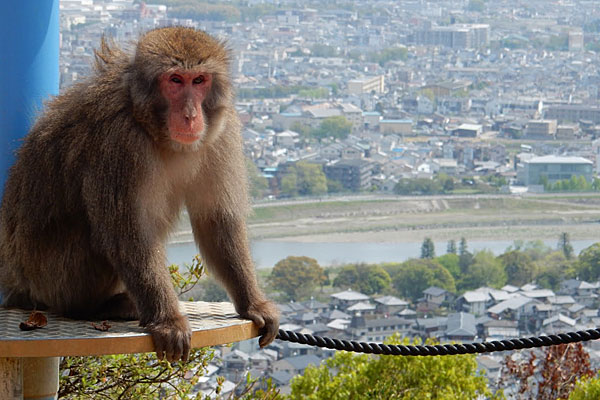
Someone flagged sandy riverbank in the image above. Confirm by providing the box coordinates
[171,194,600,246]
[260,223,600,244]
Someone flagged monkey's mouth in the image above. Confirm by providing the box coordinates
[171,132,202,144]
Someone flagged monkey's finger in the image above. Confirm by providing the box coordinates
[164,337,177,363]
[181,348,190,362]
[258,334,268,348]
[181,334,191,362]
[151,332,167,360]
[171,334,185,362]
[155,344,166,361]
[258,330,276,347]
[259,332,275,347]
[258,320,278,347]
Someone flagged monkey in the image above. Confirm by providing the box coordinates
[0,27,279,362]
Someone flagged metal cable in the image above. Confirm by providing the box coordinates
[276,328,600,356]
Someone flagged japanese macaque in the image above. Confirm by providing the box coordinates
[0,27,279,362]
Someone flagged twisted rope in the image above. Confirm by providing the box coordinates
[276,328,600,356]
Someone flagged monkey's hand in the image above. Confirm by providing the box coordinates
[146,314,191,363]
[239,300,280,348]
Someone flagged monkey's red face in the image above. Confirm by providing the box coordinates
[159,71,212,145]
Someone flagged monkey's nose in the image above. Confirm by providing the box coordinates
[184,109,197,121]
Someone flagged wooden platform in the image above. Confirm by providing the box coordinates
[0,302,259,358]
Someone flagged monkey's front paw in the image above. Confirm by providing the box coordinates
[146,315,191,362]
[239,300,280,348]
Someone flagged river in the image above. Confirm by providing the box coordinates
[166,239,598,269]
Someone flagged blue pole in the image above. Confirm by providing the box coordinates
[0,1,60,200]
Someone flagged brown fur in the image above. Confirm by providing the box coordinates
[0,27,279,362]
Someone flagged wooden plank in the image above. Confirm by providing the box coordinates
[0,302,259,358]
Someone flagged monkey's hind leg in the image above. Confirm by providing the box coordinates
[1,290,48,311]
[63,292,139,321]
[91,292,139,321]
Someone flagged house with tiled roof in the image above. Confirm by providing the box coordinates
[456,290,490,316]
[542,314,577,333]
[442,312,477,342]
[422,286,451,307]
[374,295,409,315]
[272,354,322,376]
[330,289,370,309]
[487,295,540,321]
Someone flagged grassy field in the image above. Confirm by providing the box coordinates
[247,194,600,242]
[171,193,600,244]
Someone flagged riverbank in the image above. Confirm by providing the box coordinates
[263,222,600,244]
[171,193,600,246]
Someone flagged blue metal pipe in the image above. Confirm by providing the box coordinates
[0,1,60,199]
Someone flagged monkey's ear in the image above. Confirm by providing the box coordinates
[94,36,126,73]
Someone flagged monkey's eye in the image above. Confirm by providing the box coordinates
[170,75,183,84]
[193,76,206,85]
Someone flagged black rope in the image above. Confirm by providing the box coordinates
[276,328,600,356]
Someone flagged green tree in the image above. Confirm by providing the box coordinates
[394,178,442,195]
[549,175,592,192]
[570,374,600,400]
[367,46,408,66]
[280,172,298,197]
[298,88,329,99]
[559,232,575,260]
[326,178,345,194]
[332,263,391,295]
[246,158,269,199]
[436,253,461,281]
[198,277,230,302]
[296,161,327,196]
[313,116,352,140]
[576,243,600,281]
[329,83,340,97]
[437,173,455,192]
[524,240,553,260]
[310,44,338,57]
[290,121,313,137]
[500,250,535,287]
[459,252,474,274]
[280,162,327,197]
[447,239,457,254]
[459,237,469,256]
[421,237,436,259]
[534,251,575,290]
[458,238,474,273]
[391,259,455,302]
[459,250,506,291]
[288,335,503,400]
[540,174,550,190]
[269,256,326,301]
[577,175,589,191]
[508,240,552,262]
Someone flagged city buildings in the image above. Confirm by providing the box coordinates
[50,0,600,395]
[516,155,594,186]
